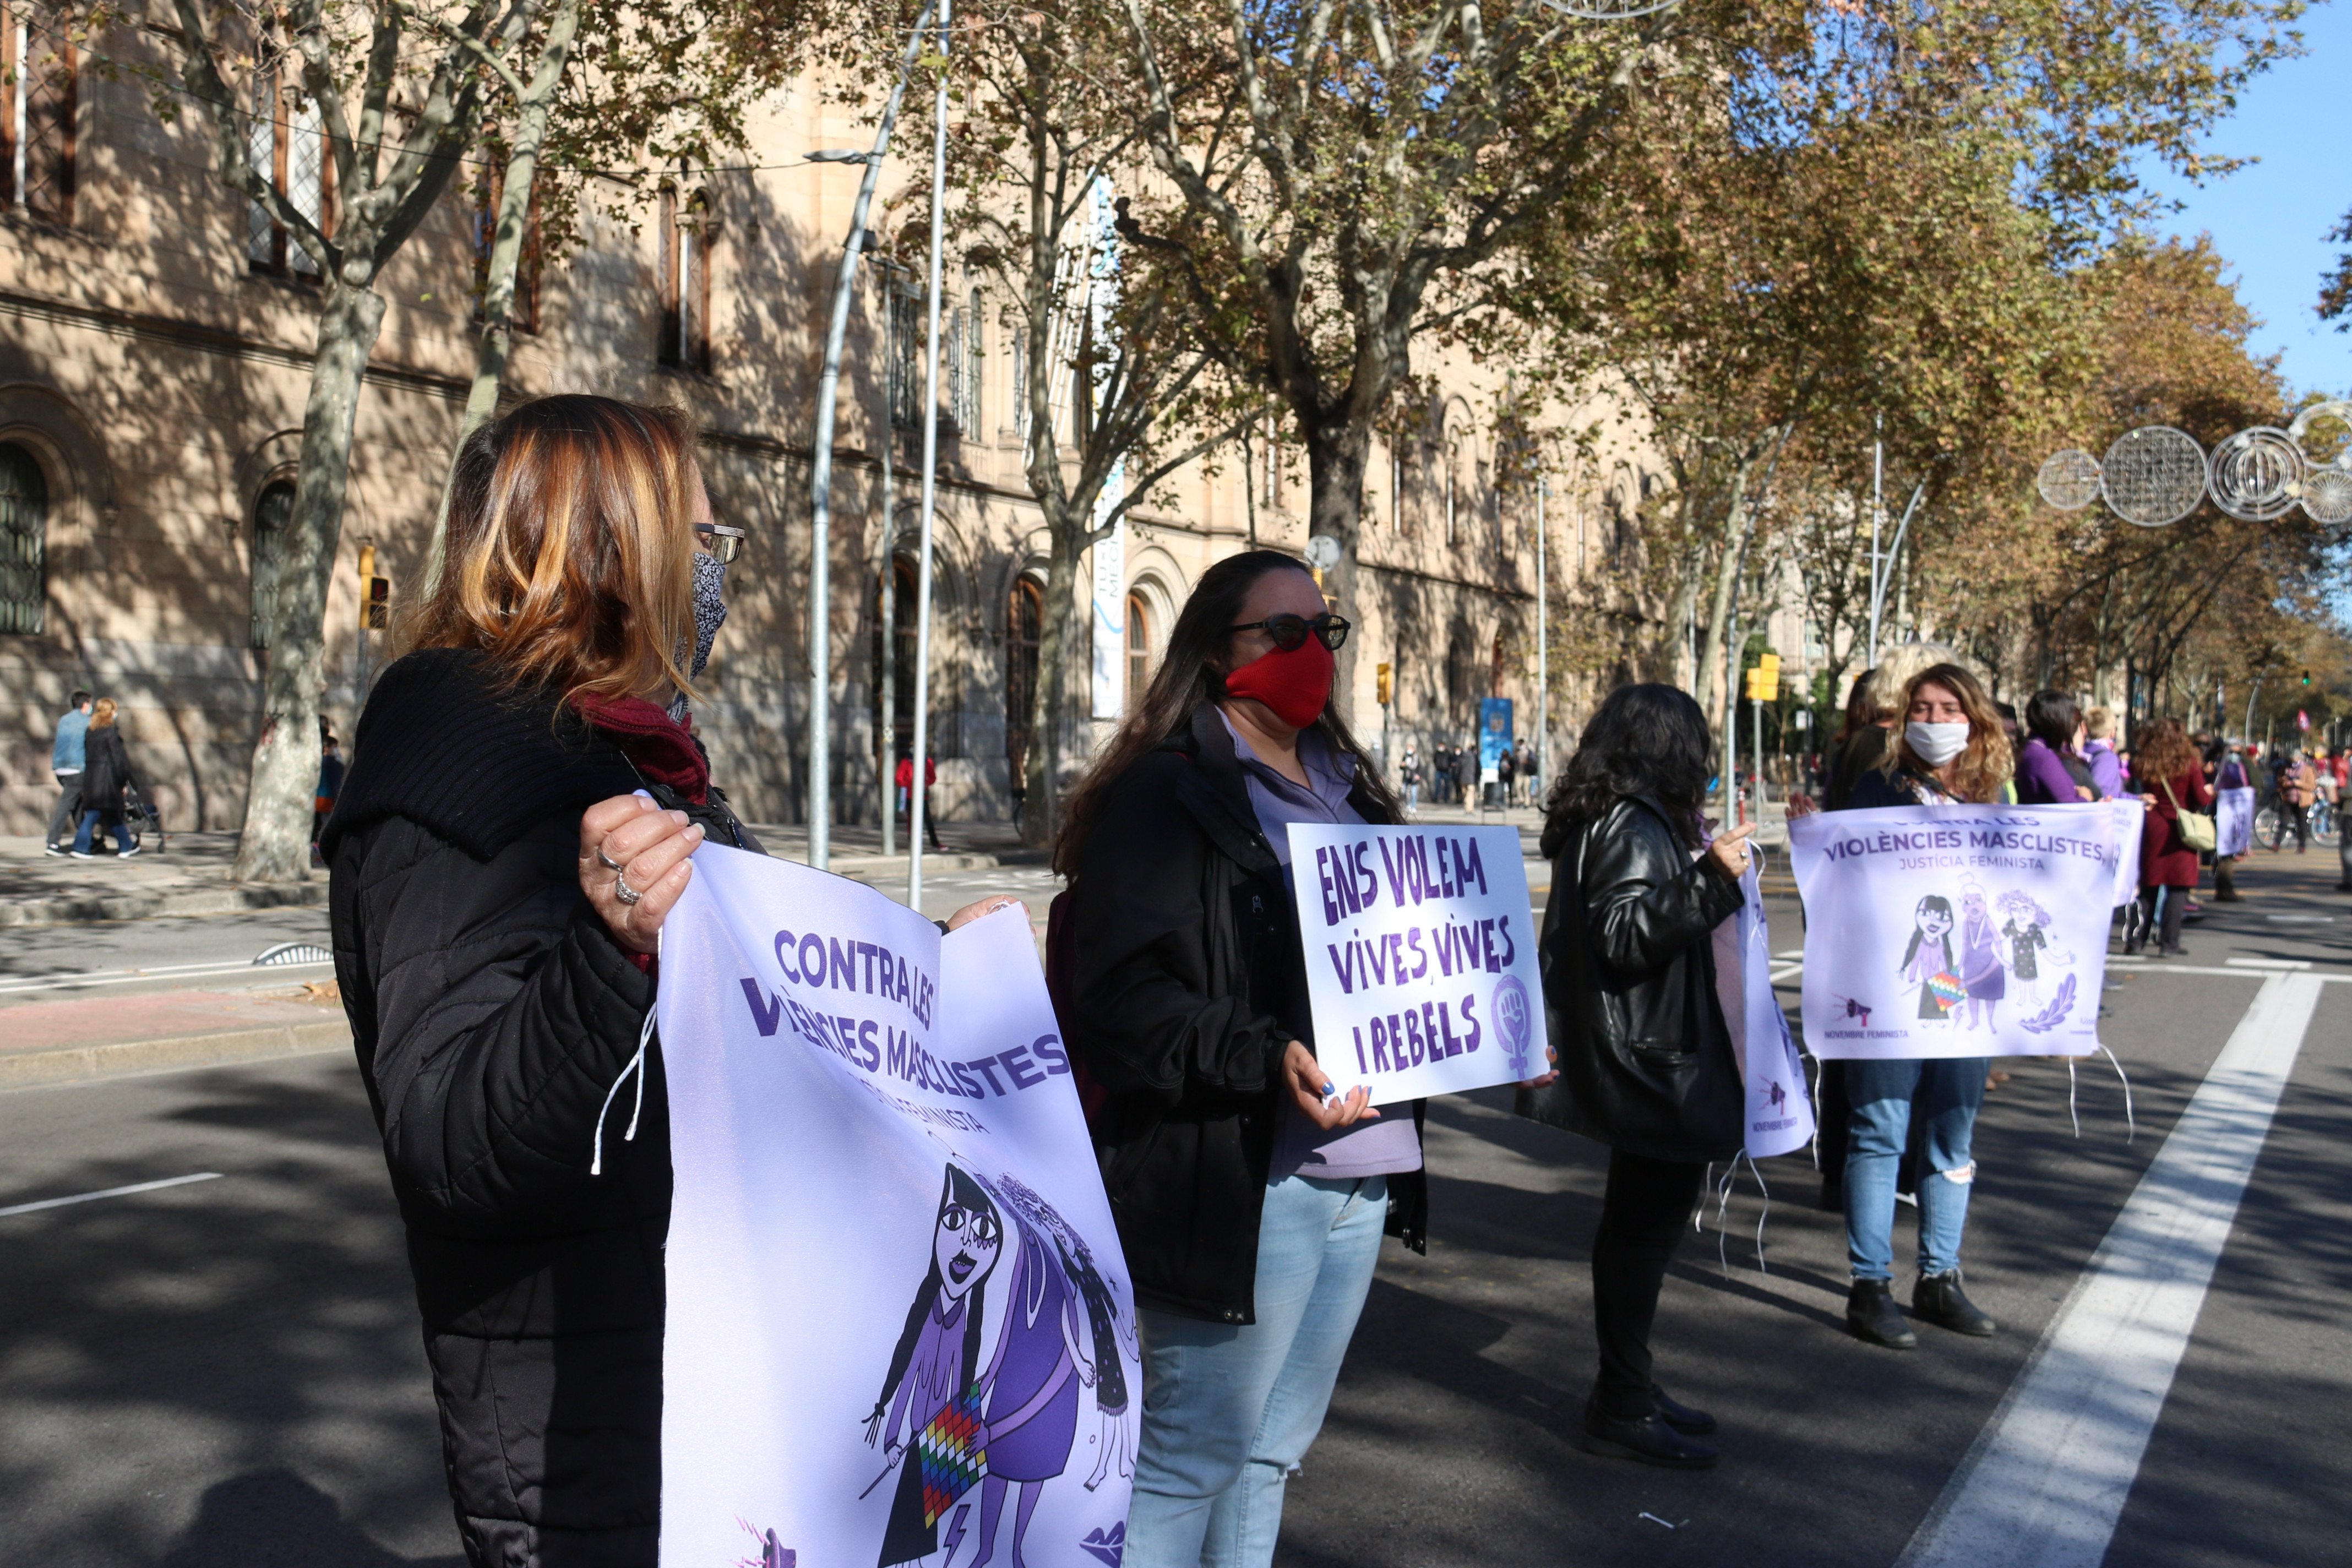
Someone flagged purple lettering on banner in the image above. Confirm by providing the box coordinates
[1353,1025,1369,1075]
[799,934,826,988]
[1407,927,1428,978]
[857,1017,881,1071]
[1326,943,1357,995]
[886,1028,911,1077]
[739,978,783,1036]
[999,1045,1047,1090]
[1496,914,1516,968]
[829,939,856,990]
[1351,841,1380,911]
[1460,992,1482,1053]
[834,1015,859,1060]
[1032,1035,1070,1075]
[1438,1000,1461,1058]
[1371,1016,1393,1072]
[773,932,802,983]
[970,1056,1009,1096]
[1316,846,1343,926]
[1458,837,1487,896]
[951,1061,984,1099]
[1364,937,1389,987]
[1406,838,1430,903]
[1404,1006,1427,1066]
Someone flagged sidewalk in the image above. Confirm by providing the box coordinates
[0,980,351,1091]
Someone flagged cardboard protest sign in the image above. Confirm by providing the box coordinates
[1709,861,1816,1158]
[1788,804,2121,1060]
[654,848,1139,1568]
[1287,823,1543,1106]
[2217,786,2256,858]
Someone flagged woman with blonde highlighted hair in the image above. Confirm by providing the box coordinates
[323,395,1004,1567]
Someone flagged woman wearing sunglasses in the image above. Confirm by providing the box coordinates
[1055,550,1414,1568]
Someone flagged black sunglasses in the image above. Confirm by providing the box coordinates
[694,521,748,565]
[1231,612,1351,652]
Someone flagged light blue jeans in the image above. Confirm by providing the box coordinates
[1123,1173,1390,1568]
[1845,1057,1987,1281]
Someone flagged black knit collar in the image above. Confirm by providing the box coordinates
[320,649,640,862]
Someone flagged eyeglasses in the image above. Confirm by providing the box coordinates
[1230,612,1351,652]
[694,522,748,565]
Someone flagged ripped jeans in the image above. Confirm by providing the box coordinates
[1844,1056,1988,1281]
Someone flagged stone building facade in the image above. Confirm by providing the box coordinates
[0,18,1659,839]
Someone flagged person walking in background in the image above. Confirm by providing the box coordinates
[1056,550,1418,1568]
[1496,739,1518,807]
[70,698,141,859]
[1841,662,2012,1348]
[45,689,91,856]
[2211,738,2251,902]
[2128,718,2212,958]
[1401,746,1423,812]
[313,718,346,863]
[2273,747,2316,854]
[1517,738,1538,804]
[1520,684,1755,1469]
[2083,707,2124,799]
[895,753,944,850]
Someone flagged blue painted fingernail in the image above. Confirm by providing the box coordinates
[1319,1081,1336,1098]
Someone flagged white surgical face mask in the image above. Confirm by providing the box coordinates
[1907,720,1970,767]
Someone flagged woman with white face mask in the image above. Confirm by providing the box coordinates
[1839,663,2013,1349]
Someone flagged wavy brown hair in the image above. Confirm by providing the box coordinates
[2132,717,2198,793]
[1052,551,1402,878]
[1877,661,2013,803]
[400,395,701,706]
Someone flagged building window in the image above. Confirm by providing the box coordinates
[472,169,543,333]
[2,10,74,222]
[888,280,922,431]
[1391,448,1409,537]
[251,480,293,650]
[960,286,986,433]
[1125,592,1151,705]
[1005,576,1043,790]
[1444,451,1458,546]
[0,442,46,634]
[873,554,918,763]
[657,183,711,372]
[1010,331,1029,443]
[246,77,328,276]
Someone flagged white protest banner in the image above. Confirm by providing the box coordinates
[655,848,1139,1568]
[1288,823,1543,1106]
[1788,804,2121,1060]
[1709,861,1816,1158]
[2217,786,2256,858]
[2109,797,2146,906]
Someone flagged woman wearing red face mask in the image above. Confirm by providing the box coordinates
[1056,551,1413,1568]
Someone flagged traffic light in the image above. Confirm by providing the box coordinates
[1745,652,1781,702]
[358,544,390,630]
[1376,662,1393,706]
[2302,669,2313,688]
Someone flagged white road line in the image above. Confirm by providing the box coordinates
[0,1172,224,1218]
[1894,971,2324,1568]
[0,958,332,996]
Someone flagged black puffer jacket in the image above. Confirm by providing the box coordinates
[80,723,135,810]
[323,650,746,1568]
[1065,705,1425,1325]
[1517,795,1746,1163]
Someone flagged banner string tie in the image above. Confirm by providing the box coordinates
[592,932,663,1178]
[2067,1057,2081,1139]
[2100,1043,2137,1142]
[1713,1151,1772,1277]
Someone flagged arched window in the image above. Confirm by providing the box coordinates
[1125,591,1151,705]
[1006,576,1044,787]
[251,480,294,650]
[0,442,47,634]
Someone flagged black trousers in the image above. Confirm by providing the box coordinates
[1592,1150,1708,1420]
[2136,885,2188,952]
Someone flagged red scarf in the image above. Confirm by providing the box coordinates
[571,693,710,804]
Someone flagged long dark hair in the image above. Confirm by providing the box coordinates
[1832,667,1878,748]
[869,1166,997,1419]
[1900,894,1956,971]
[1540,683,1713,858]
[1053,549,1402,877]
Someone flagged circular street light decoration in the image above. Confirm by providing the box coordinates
[2288,399,2351,471]
[2207,427,2306,522]
[2305,467,2352,529]
[1536,0,1682,19]
[2035,449,2103,510]
[2100,426,2208,527]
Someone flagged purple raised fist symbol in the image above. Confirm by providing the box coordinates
[1493,976,1533,1076]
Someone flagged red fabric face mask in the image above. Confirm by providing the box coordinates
[1223,634,1335,730]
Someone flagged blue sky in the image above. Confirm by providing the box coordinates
[2144,1,2351,401]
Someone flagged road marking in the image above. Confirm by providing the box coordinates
[0,958,333,996]
[2225,956,2311,970]
[0,1171,224,1218]
[1894,971,2323,1568]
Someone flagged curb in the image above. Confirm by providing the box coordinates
[0,881,331,930]
[812,852,1003,876]
[0,1017,352,1091]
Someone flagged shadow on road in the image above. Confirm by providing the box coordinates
[157,1470,462,1568]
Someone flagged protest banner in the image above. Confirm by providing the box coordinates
[654,848,1139,1568]
[1288,822,1543,1106]
[1710,859,1816,1158]
[1788,804,2122,1060]
[2110,797,2146,906]
[2217,786,2256,858]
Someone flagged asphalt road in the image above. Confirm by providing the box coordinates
[0,908,337,1007]
[1,851,2346,1565]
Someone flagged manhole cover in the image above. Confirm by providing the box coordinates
[253,942,334,966]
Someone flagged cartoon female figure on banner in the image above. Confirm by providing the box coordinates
[969,1173,1096,1568]
[1998,890,2052,1009]
[1956,881,2006,1032]
[1899,894,1963,1025]
[864,1164,1004,1568]
[1047,1215,1138,1491]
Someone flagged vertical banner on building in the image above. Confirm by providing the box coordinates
[1085,178,1128,723]
[1477,697,1513,785]
[1788,804,2122,1060]
[1710,861,1816,1158]
[1089,520,1125,719]
[2217,786,2256,858]
[1287,822,1543,1106]
[656,850,1139,1568]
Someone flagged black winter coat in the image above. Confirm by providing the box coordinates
[1065,705,1426,1324]
[324,650,739,1568]
[1517,796,1746,1163]
[80,724,135,809]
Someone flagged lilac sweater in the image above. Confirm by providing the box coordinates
[2015,738,2087,805]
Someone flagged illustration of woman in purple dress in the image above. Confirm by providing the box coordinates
[1899,894,1959,1023]
[864,1165,1004,1568]
[968,1175,1093,1568]
[1957,886,2006,1031]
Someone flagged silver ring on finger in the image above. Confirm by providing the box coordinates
[614,868,642,906]
[596,844,626,872]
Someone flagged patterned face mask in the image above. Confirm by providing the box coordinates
[668,550,730,722]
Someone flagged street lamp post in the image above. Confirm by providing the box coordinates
[905,0,951,911]
[1535,472,1548,801]
[802,0,938,874]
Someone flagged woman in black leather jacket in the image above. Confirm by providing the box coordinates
[1519,684,1753,1469]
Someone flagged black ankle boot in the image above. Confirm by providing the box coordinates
[1847,1280,1918,1349]
[1651,1384,1717,1436]
[1580,1392,1718,1469]
[1912,1270,1997,1336]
